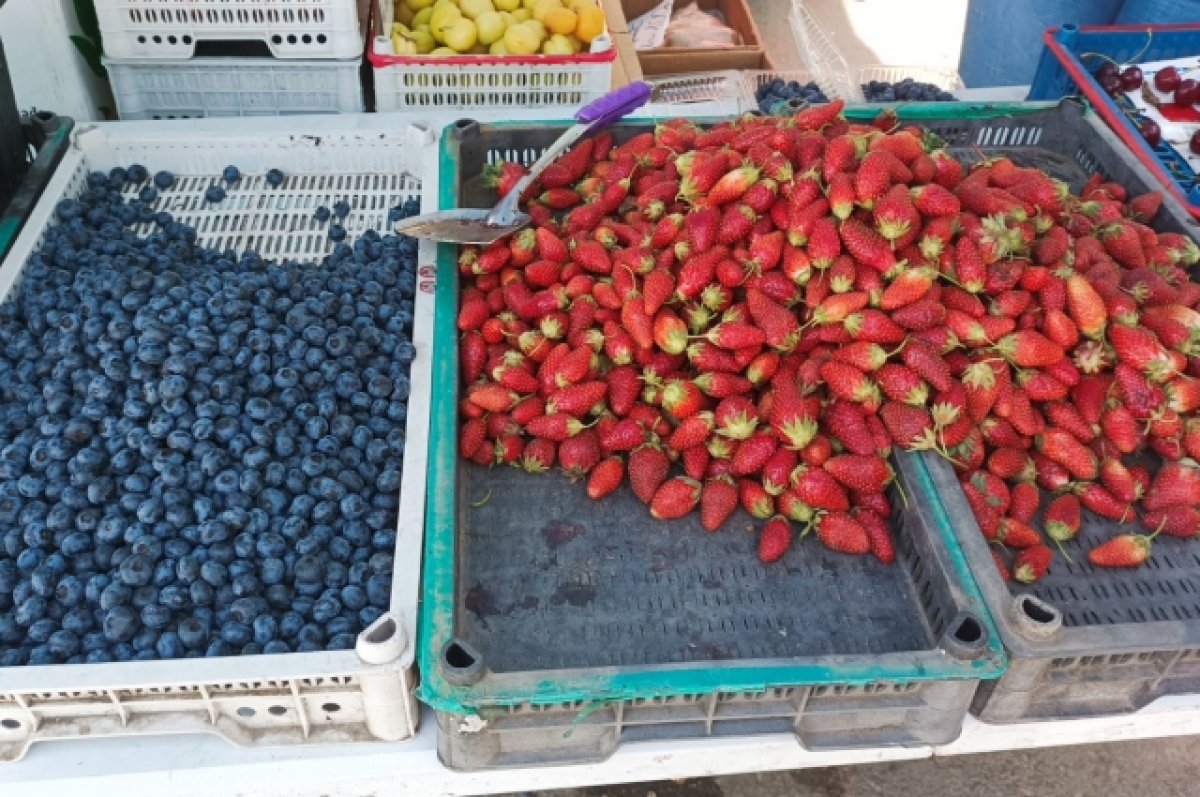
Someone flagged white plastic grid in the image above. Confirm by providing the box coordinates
[0,118,438,761]
[96,0,365,59]
[104,56,364,120]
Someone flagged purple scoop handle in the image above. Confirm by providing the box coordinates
[575,82,652,130]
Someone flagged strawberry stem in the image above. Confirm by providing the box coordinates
[471,489,494,508]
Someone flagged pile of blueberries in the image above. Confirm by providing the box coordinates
[754,77,830,115]
[861,78,956,102]
[0,164,422,666]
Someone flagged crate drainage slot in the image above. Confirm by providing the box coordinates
[1012,594,1063,641]
[442,639,486,686]
[943,612,988,658]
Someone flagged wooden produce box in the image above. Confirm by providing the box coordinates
[622,0,767,76]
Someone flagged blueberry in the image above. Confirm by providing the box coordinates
[328,224,347,242]
[222,165,241,184]
[153,170,175,189]
[102,606,138,642]
[332,200,351,219]
[314,206,331,223]
[205,186,226,204]
[265,169,285,187]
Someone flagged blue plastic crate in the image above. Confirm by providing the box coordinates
[1028,22,1200,217]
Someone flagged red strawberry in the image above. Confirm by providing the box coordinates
[880,266,936,310]
[876,364,929,407]
[652,308,688,355]
[997,517,1041,549]
[1073,482,1130,521]
[459,417,487,460]
[911,183,960,217]
[790,465,851,511]
[521,437,557,473]
[760,448,799,496]
[840,218,896,274]
[468,384,517,412]
[745,288,800,351]
[1098,221,1146,269]
[821,361,882,410]
[586,456,625,499]
[901,340,953,391]
[879,402,938,452]
[874,184,919,242]
[854,150,894,208]
[628,442,670,504]
[739,478,775,519]
[1142,505,1200,539]
[824,398,880,456]
[1144,462,1200,512]
[716,203,757,245]
[993,330,1064,368]
[1088,534,1153,568]
[1013,545,1053,584]
[557,430,600,478]
[667,412,714,452]
[891,298,946,331]
[650,477,702,520]
[1065,273,1107,340]
[731,431,778,476]
[758,515,792,563]
[700,475,739,532]
[816,511,870,555]
[526,413,593,442]
[705,165,759,207]
[661,379,706,419]
[716,395,760,440]
[547,381,607,417]
[823,454,892,493]
[704,322,766,350]
[1008,480,1041,523]
[855,508,895,563]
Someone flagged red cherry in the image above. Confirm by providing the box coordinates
[1155,66,1181,92]
[1099,73,1122,96]
[1139,118,1162,147]
[1119,66,1144,90]
[1190,129,1200,155]
[1174,79,1200,106]
[1095,62,1120,82]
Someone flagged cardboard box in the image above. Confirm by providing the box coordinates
[610,32,643,88]
[622,0,767,76]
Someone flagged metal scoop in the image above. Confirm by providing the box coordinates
[393,81,653,244]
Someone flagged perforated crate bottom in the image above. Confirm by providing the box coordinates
[459,468,934,673]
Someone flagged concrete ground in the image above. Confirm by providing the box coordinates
[512,736,1199,797]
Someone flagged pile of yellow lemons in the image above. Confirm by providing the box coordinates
[390,0,606,56]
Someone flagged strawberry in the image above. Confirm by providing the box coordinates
[853,508,895,563]
[824,454,892,493]
[557,430,600,478]
[716,395,759,440]
[692,475,737,532]
[599,417,645,452]
[993,330,1064,368]
[879,402,938,452]
[628,441,670,504]
[745,288,800,351]
[997,517,1042,549]
[1015,369,1068,402]
[1099,457,1141,503]
[459,417,487,460]
[874,185,920,242]
[1013,545,1053,584]
[668,412,714,452]
[1144,462,1200,512]
[816,511,870,555]
[716,203,757,245]
[586,456,625,499]
[1098,221,1146,269]
[876,364,929,407]
[880,266,936,310]
[731,431,778,476]
[761,448,799,496]
[790,465,851,511]
[840,218,896,274]
[652,308,689,355]
[521,437,557,473]
[843,310,905,346]
[832,341,892,372]
[1142,505,1200,539]
[649,477,702,520]
[1036,428,1097,481]
[827,173,857,221]
[468,384,517,413]
[704,165,760,207]
[739,478,775,519]
[526,412,593,442]
[1088,533,1153,568]
[901,340,953,391]
[855,150,894,208]
[910,183,960,217]
[661,379,706,419]
[1009,480,1041,523]
[821,361,882,409]
[1073,482,1130,521]
[758,515,793,563]
[891,298,946,331]
[988,447,1036,482]
[703,322,766,350]
[546,381,607,417]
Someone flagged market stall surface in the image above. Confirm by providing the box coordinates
[520,735,1200,797]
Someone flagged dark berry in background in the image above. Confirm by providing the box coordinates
[861,77,956,102]
[755,77,829,115]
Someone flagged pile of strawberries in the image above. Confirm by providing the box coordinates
[456,99,1200,577]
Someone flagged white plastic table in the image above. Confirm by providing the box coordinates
[8,697,1200,797]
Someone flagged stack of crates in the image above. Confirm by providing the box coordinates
[98,0,366,119]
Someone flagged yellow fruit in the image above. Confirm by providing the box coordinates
[543,33,574,54]
[510,8,530,21]
[494,0,519,9]
[391,22,411,35]
[475,10,506,44]
[522,0,538,9]
[574,4,603,42]
[567,0,592,9]
[405,0,434,9]
[489,39,509,54]
[531,0,561,22]
[410,29,436,52]
[503,22,540,54]
[459,0,494,18]
[443,17,478,51]
[565,33,583,52]
[429,4,462,42]
[412,7,434,26]
[430,46,460,55]
[521,19,546,39]
[391,33,418,54]
[543,7,576,34]
[395,3,416,26]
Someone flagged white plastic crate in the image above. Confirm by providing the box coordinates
[96,0,365,59]
[645,72,746,116]
[369,0,614,113]
[104,56,364,120]
[0,116,439,762]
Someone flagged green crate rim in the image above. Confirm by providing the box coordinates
[417,103,1053,714]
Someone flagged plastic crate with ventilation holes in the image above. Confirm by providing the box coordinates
[0,116,438,762]
[95,0,365,60]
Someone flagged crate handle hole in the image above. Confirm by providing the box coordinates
[364,615,397,644]
[236,707,256,718]
[267,706,287,716]
[0,719,19,729]
[952,616,982,644]
[321,702,341,713]
[445,642,476,669]
[441,638,486,685]
[1021,596,1056,624]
